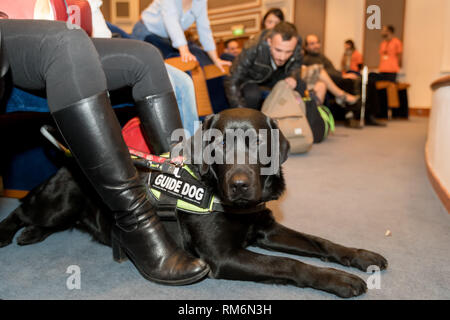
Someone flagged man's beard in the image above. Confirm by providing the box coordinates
[307,50,320,56]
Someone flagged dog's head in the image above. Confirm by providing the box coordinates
[177,108,289,209]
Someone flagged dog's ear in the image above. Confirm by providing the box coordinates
[197,113,219,176]
[267,117,290,165]
[172,113,219,176]
[202,113,218,132]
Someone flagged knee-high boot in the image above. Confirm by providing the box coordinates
[51,91,209,285]
[135,91,184,155]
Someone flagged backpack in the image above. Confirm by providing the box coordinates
[261,81,313,154]
[303,97,335,143]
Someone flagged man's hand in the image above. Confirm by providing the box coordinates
[285,77,297,89]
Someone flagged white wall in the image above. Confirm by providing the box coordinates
[428,84,450,195]
[323,0,365,71]
[402,0,448,108]
[323,0,450,109]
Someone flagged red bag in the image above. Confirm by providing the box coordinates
[51,0,93,36]
[121,117,151,154]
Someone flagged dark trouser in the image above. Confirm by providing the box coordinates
[330,75,383,120]
[0,20,172,112]
[366,72,398,118]
[241,80,306,110]
[375,72,397,82]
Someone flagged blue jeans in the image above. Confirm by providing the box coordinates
[131,20,151,41]
[131,21,199,136]
[165,63,199,137]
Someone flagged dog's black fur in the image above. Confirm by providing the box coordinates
[0,108,387,298]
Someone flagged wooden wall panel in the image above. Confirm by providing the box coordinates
[294,0,326,42]
[208,0,261,13]
[207,0,262,39]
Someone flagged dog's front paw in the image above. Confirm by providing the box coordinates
[0,237,13,248]
[0,223,16,248]
[351,249,388,271]
[325,270,367,298]
[17,226,52,246]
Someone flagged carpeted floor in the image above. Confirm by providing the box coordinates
[0,117,449,300]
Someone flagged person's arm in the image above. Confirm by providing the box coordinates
[224,45,257,108]
[397,39,403,68]
[324,57,342,79]
[355,50,363,71]
[341,54,346,71]
[284,44,303,89]
[206,49,231,72]
[194,1,230,71]
[87,0,112,38]
[34,0,52,19]
[160,0,196,62]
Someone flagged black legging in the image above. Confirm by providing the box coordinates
[0,19,172,112]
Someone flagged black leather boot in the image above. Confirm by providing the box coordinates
[52,91,209,285]
[135,91,184,155]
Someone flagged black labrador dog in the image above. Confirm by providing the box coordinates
[0,108,387,298]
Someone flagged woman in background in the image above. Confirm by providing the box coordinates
[261,8,284,30]
[133,0,230,72]
[341,39,363,76]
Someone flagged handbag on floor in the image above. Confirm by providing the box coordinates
[261,80,313,154]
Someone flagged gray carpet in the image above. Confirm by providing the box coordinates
[0,117,449,300]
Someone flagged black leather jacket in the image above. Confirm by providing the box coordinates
[225,30,303,108]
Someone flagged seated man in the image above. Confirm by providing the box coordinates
[303,34,385,126]
[225,22,305,110]
[220,38,242,62]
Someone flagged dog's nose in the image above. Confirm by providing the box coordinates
[230,173,250,194]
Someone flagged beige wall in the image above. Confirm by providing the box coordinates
[323,0,364,72]
[294,0,326,42]
[427,82,450,204]
[402,0,449,108]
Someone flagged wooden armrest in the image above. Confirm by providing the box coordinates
[203,64,230,80]
[165,57,199,72]
[375,81,392,90]
[375,81,400,108]
[397,83,410,90]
